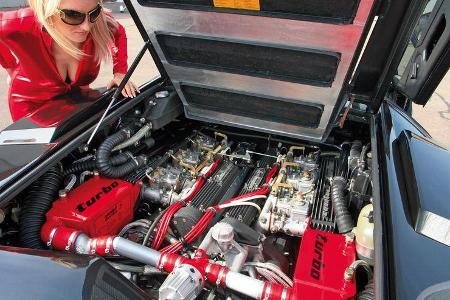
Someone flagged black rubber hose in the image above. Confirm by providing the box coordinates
[63,159,96,176]
[63,152,131,176]
[331,176,353,233]
[96,129,146,178]
[357,279,374,300]
[19,166,63,249]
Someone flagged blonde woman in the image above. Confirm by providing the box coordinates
[0,0,139,121]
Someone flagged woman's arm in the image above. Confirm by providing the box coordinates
[111,21,128,75]
[0,42,17,70]
[0,11,22,70]
[0,9,35,40]
[0,9,35,69]
[107,17,139,98]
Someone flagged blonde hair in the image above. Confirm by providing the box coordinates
[28,0,117,62]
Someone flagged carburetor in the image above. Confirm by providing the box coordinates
[141,165,189,206]
[258,148,318,236]
[140,132,228,206]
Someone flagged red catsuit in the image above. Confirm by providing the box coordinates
[0,8,128,121]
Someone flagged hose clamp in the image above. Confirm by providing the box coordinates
[47,227,58,248]
[65,231,79,252]
[90,238,98,255]
[264,283,272,300]
[205,264,212,281]
[281,288,288,300]
[159,254,168,271]
[197,174,207,180]
[132,156,140,167]
[216,267,226,286]
[105,237,113,254]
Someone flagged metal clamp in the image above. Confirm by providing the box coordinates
[65,231,79,252]
[159,254,168,271]
[264,283,272,300]
[90,238,98,255]
[47,227,57,248]
[216,267,226,286]
[105,237,113,254]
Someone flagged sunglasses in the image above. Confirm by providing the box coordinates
[57,4,103,26]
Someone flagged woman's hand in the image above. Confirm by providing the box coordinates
[107,73,140,98]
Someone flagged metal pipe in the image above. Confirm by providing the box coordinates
[113,124,152,151]
[225,271,266,299]
[113,237,161,267]
[43,223,291,300]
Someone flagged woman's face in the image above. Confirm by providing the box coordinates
[52,0,100,45]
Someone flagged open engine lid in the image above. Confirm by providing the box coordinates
[127,0,376,142]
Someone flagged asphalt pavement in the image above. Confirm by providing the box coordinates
[0,4,449,148]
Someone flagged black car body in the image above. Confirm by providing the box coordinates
[0,0,449,299]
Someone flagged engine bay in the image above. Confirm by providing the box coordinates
[0,89,375,300]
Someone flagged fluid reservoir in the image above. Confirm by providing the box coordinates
[354,204,374,265]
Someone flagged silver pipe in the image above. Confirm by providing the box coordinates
[74,233,91,254]
[80,170,93,184]
[112,237,161,266]
[113,124,151,151]
[73,233,270,299]
[225,271,266,299]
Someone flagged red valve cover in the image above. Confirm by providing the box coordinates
[45,176,141,237]
[292,225,356,300]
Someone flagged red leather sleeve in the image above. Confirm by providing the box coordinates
[0,9,36,40]
[111,20,128,75]
[0,9,34,69]
[0,42,17,69]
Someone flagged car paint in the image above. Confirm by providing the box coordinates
[378,101,450,299]
[0,246,150,300]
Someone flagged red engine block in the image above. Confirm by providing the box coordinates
[292,225,357,299]
[44,176,141,237]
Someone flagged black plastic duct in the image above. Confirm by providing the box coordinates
[63,152,131,176]
[331,176,353,233]
[96,129,146,178]
[19,166,63,249]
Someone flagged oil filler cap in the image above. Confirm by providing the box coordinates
[211,222,234,243]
